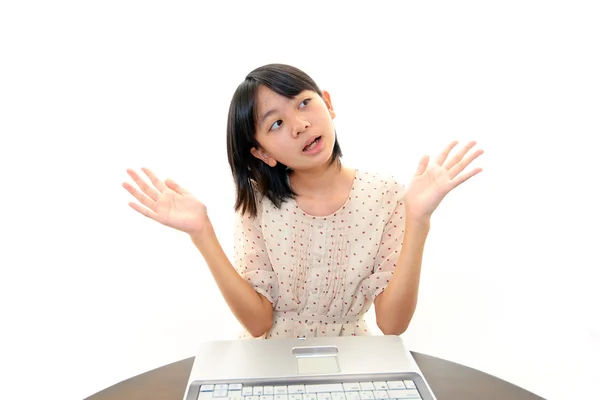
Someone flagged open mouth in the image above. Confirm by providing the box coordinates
[303,136,321,152]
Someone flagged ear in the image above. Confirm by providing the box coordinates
[250,146,278,167]
[322,90,336,119]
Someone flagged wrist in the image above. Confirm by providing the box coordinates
[189,218,215,247]
[405,213,431,232]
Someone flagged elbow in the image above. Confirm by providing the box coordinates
[248,320,272,338]
[247,313,273,338]
[380,324,408,336]
[249,330,266,338]
[376,316,410,336]
[374,295,416,336]
[244,293,274,338]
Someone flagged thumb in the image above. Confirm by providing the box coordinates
[165,178,189,196]
[415,155,429,176]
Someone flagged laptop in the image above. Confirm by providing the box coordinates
[183,335,437,400]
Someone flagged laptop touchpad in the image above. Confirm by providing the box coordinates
[297,356,340,374]
[293,346,340,374]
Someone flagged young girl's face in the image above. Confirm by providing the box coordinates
[250,85,337,171]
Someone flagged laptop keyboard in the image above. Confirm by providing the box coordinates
[197,381,424,400]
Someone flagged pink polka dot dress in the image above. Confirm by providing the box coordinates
[233,170,406,339]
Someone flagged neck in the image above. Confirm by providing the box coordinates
[289,162,354,197]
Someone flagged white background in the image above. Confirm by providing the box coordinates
[1,1,599,399]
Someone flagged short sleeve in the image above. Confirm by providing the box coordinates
[233,202,279,305]
[361,179,406,300]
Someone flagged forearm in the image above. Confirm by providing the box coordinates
[375,216,430,335]
[190,220,273,338]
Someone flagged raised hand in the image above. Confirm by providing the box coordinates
[404,140,484,221]
[122,168,209,236]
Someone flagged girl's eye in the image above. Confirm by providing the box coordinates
[299,98,311,108]
[270,120,283,131]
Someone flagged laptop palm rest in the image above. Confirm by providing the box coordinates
[292,345,340,374]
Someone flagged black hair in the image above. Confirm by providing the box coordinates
[226,64,343,217]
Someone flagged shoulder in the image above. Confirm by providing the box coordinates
[355,169,406,201]
[235,186,267,229]
[240,188,290,230]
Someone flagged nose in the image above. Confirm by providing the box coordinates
[292,117,311,138]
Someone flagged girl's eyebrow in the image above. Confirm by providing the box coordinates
[258,93,304,126]
[259,108,278,126]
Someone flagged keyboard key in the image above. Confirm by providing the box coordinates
[316,393,331,400]
[305,384,344,393]
[386,381,406,390]
[229,384,243,391]
[372,391,388,399]
[331,393,346,400]
[261,396,274,400]
[288,385,306,394]
[359,391,374,400]
[392,389,421,399]
[359,383,375,391]
[274,386,288,395]
[344,392,360,400]
[403,381,416,390]
[254,387,264,396]
[228,391,242,400]
[216,385,229,391]
[275,395,288,400]
[342,383,361,392]
[201,385,215,392]
[242,387,254,396]
[302,394,317,400]
[373,382,388,390]
[213,390,228,397]
[388,390,408,398]
[264,387,275,395]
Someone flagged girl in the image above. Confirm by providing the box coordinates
[122,64,483,339]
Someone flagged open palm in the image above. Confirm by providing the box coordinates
[122,168,209,236]
[404,141,484,220]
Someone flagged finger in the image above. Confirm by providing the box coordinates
[141,167,168,193]
[122,182,157,211]
[126,169,160,201]
[165,178,189,196]
[434,140,459,166]
[448,149,484,179]
[415,155,429,176]
[128,201,160,222]
[450,167,483,189]
[443,141,477,170]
